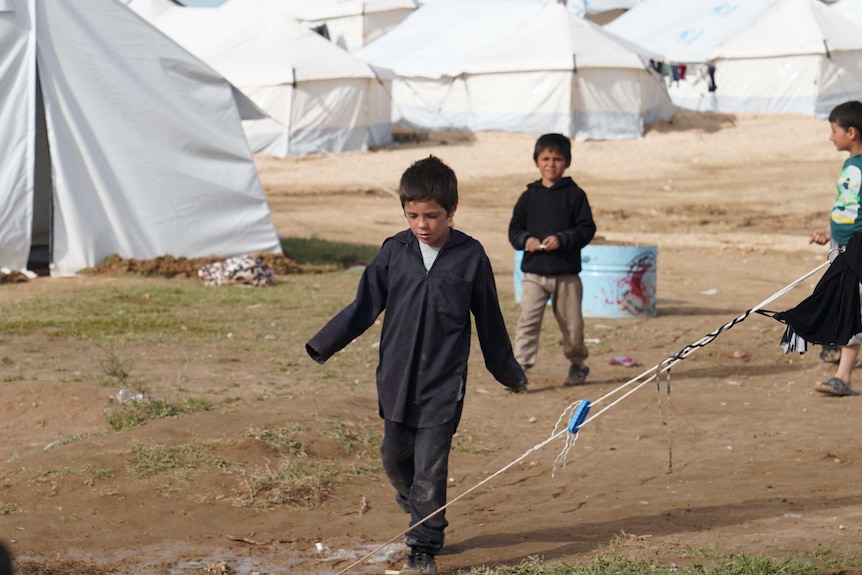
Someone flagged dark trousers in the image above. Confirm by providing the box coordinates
[380,402,463,554]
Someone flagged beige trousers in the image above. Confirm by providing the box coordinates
[514,272,588,370]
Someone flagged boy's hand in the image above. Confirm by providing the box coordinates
[810,229,831,245]
[524,237,542,252]
[540,235,560,251]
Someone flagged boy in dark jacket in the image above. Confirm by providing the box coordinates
[508,133,596,386]
[306,156,527,575]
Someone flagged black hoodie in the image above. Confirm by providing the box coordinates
[508,176,596,276]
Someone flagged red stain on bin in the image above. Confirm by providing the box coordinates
[581,244,657,318]
[615,252,656,315]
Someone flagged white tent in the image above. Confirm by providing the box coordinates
[284,0,419,51]
[832,0,862,23]
[415,0,639,24]
[356,1,675,141]
[604,0,781,64]
[118,0,177,19]
[579,0,643,12]
[0,0,281,276]
[132,0,392,157]
[577,0,643,25]
[415,0,638,10]
[708,0,862,116]
[605,0,862,116]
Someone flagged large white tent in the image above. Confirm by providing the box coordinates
[0,0,281,276]
[605,0,862,116]
[415,0,639,25]
[604,0,781,65]
[706,0,862,116]
[578,0,643,12]
[284,0,419,51]
[131,0,392,157]
[832,0,862,23]
[119,0,177,19]
[415,0,641,12]
[356,1,675,141]
[576,0,644,25]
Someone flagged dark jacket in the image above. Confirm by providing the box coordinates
[767,233,862,347]
[508,176,596,276]
[306,228,525,428]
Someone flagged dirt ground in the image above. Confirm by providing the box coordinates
[3,111,862,575]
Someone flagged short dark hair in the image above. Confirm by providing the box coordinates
[533,133,572,164]
[399,156,458,214]
[829,101,862,137]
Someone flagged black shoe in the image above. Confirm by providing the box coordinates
[564,364,589,386]
[400,550,439,575]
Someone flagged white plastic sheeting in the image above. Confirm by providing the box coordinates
[132,0,392,156]
[606,0,862,117]
[708,0,862,116]
[833,0,862,24]
[579,0,643,13]
[282,0,419,51]
[356,1,674,141]
[604,0,780,64]
[416,0,641,16]
[0,0,281,276]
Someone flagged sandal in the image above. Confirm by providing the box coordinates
[564,364,590,386]
[814,377,858,397]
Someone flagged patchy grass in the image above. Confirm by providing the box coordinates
[106,397,214,431]
[31,465,116,485]
[246,425,307,456]
[237,422,380,508]
[280,237,378,268]
[127,441,227,479]
[323,418,380,459]
[456,554,830,575]
[0,280,331,341]
[232,459,337,509]
[96,341,134,386]
[453,432,499,456]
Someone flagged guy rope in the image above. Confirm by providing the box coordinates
[334,258,830,575]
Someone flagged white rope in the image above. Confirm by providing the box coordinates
[552,401,584,475]
[335,259,829,575]
[580,258,830,410]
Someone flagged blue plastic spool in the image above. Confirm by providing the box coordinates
[567,399,591,434]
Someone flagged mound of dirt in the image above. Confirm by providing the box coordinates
[0,270,32,284]
[84,253,313,278]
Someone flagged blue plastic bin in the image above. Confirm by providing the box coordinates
[581,244,657,318]
[513,244,657,318]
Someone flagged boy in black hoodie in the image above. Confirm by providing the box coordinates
[508,133,596,386]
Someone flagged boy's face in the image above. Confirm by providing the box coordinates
[535,148,570,187]
[403,200,455,248]
[830,121,857,152]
